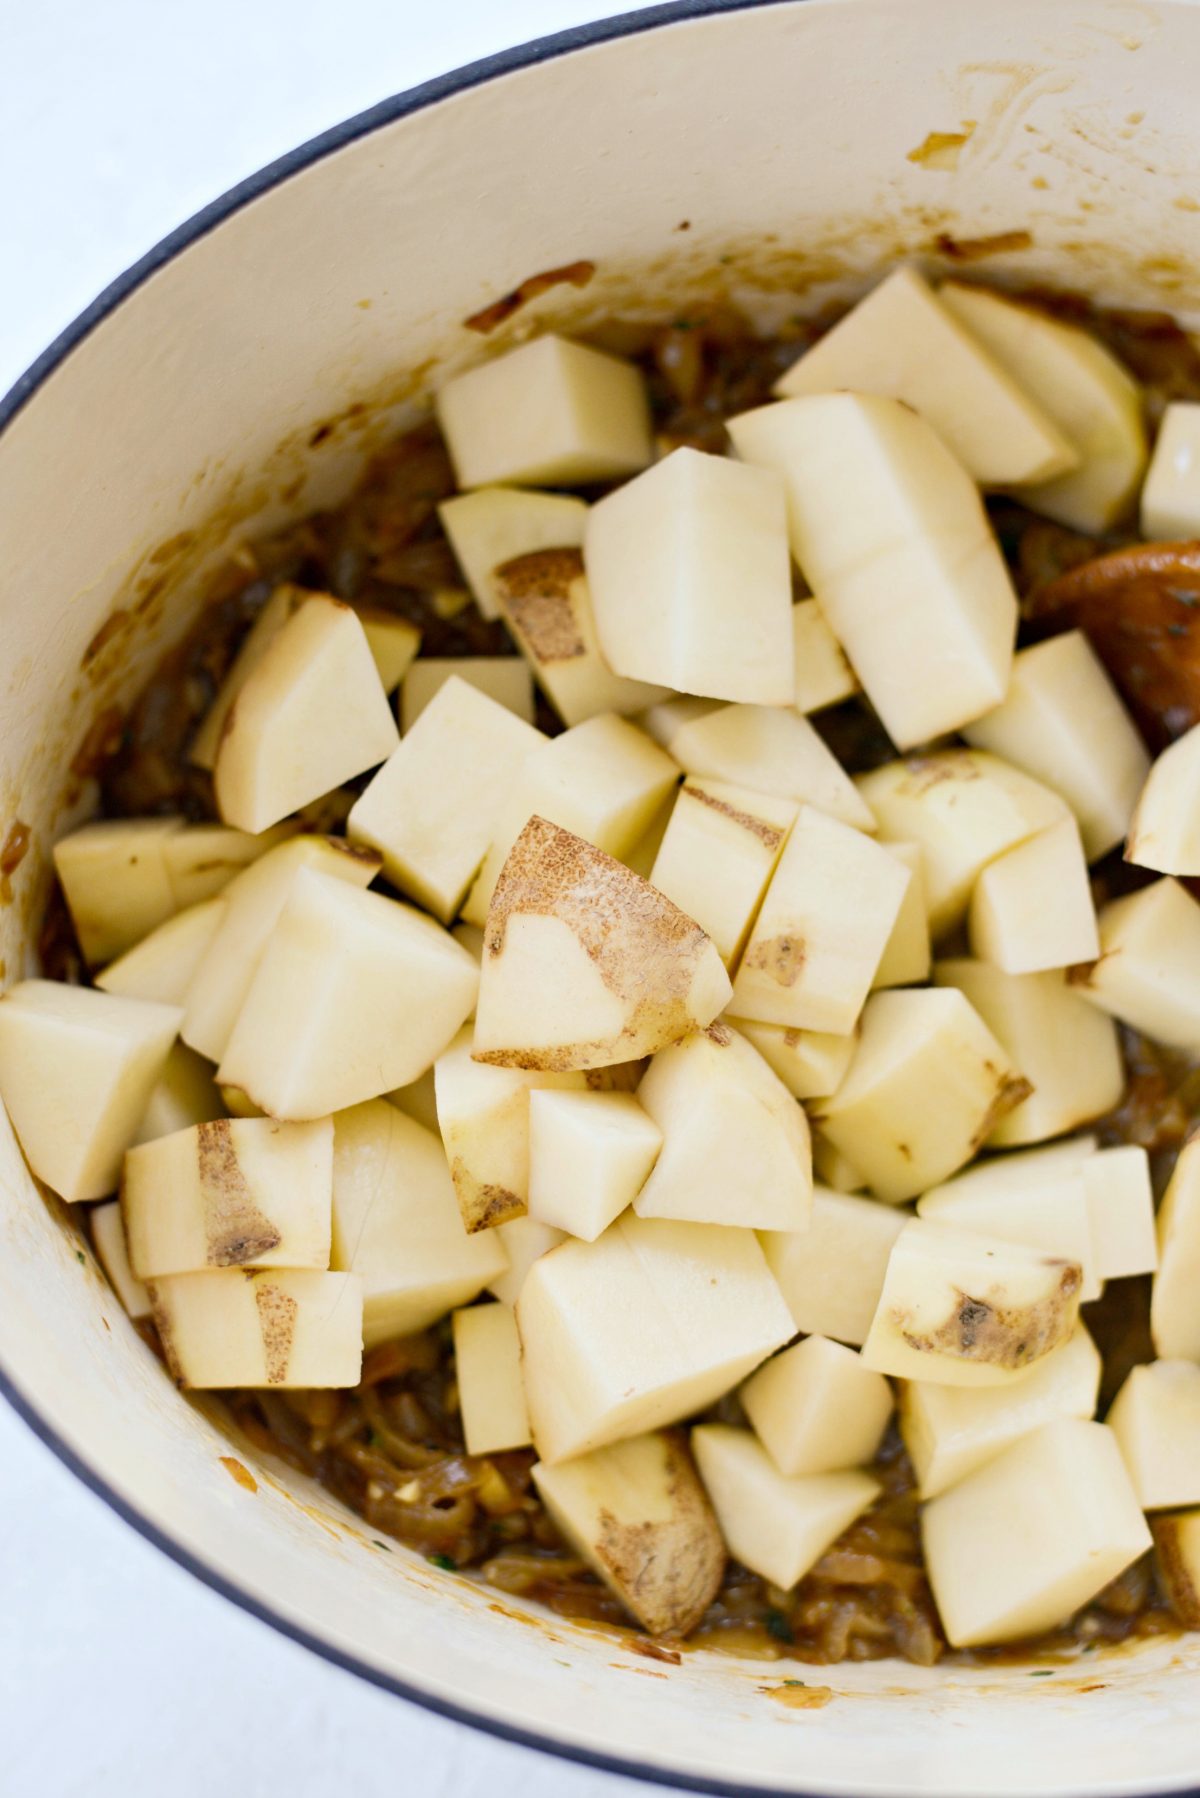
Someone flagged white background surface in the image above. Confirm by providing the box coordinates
[0,5,681,1795]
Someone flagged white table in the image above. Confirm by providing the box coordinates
[0,6,680,1793]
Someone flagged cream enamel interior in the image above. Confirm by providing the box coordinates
[3,2,1200,1792]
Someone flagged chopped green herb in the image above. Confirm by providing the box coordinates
[1029,1669,1054,1677]
[765,1608,794,1644]
[76,1250,86,1265]
[672,318,698,331]
[1168,622,1190,637]
[372,1539,392,1552]
[429,1553,457,1572]
[782,1678,807,1688]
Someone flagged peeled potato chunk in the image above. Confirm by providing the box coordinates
[633,1024,812,1232]
[692,1424,880,1591]
[665,702,873,829]
[331,1101,506,1348]
[792,597,858,714]
[347,676,544,923]
[727,392,1017,749]
[742,1334,894,1477]
[533,1431,726,1636]
[585,446,794,704]
[871,842,931,991]
[150,1267,362,1389]
[353,607,421,693]
[528,1089,662,1241]
[775,268,1076,485]
[815,987,1030,1204]
[732,804,911,1035]
[96,897,225,1006]
[400,656,535,730]
[967,815,1098,975]
[0,981,180,1203]
[918,1146,1101,1302]
[133,1043,224,1146]
[473,819,731,1073]
[1126,723,1200,875]
[1108,1360,1200,1509]
[730,1019,855,1102]
[162,822,296,909]
[435,334,653,489]
[453,1302,531,1455]
[437,486,588,621]
[921,1420,1151,1648]
[811,1134,870,1194]
[901,1324,1102,1500]
[1084,1145,1157,1282]
[862,1219,1082,1388]
[53,817,183,966]
[516,1211,794,1462]
[1071,878,1200,1050]
[1152,1134,1200,1360]
[486,1215,565,1308]
[1152,1510,1200,1627]
[435,1025,586,1232]
[90,1200,152,1321]
[637,694,718,755]
[761,1186,907,1347]
[649,779,797,968]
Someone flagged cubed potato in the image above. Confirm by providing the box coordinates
[453,1303,531,1454]
[218,870,478,1118]
[1108,1360,1200,1509]
[486,1215,566,1308]
[921,1419,1151,1647]
[90,1199,152,1321]
[1085,1146,1157,1282]
[968,816,1098,974]
[181,835,381,1063]
[133,1043,225,1146]
[435,1025,586,1232]
[584,447,794,704]
[619,789,677,882]
[1126,723,1200,876]
[0,981,180,1203]
[1152,1135,1200,1360]
[872,843,931,990]
[791,597,858,714]
[473,820,731,1072]
[96,897,225,1006]
[348,676,544,923]
[776,268,1076,485]
[122,1116,332,1279]
[963,632,1150,861]
[815,987,1030,1203]
[435,335,653,489]
[933,959,1123,1148]
[516,1211,794,1462]
[811,1134,870,1193]
[862,1219,1082,1387]
[939,282,1147,534]
[917,1149,1100,1302]
[400,657,535,730]
[637,694,719,754]
[162,822,295,909]
[856,750,1069,938]
[191,583,301,769]
[463,712,680,927]
[353,606,421,693]
[1071,878,1200,1050]
[214,595,399,834]
[727,392,1017,749]
[494,549,671,725]
[331,1101,506,1348]
[150,1267,362,1389]
[1144,401,1200,539]
[528,1089,661,1240]
[732,805,911,1035]
[53,817,183,966]
[1152,1510,1200,1627]
[533,1431,725,1636]
[438,487,588,621]
[386,1065,440,1134]
[633,1024,811,1231]
[665,702,873,830]
[730,1019,856,1102]
[691,1424,880,1590]
[760,1186,908,1346]
[649,779,797,968]
[742,1335,893,1477]
[900,1324,1102,1499]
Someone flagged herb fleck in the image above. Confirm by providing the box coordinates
[372,1539,392,1552]
[429,1553,457,1572]
[765,1608,794,1644]
[76,1250,86,1265]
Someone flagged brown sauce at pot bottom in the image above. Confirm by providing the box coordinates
[53,292,1200,1668]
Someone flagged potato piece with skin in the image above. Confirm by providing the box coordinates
[633,1024,812,1232]
[1084,1146,1157,1282]
[150,1268,362,1390]
[516,1211,794,1462]
[917,1152,1100,1303]
[437,487,588,622]
[133,1043,225,1146]
[473,819,731,1073]
[741,1335,894,1477]
[933,959,1124,1149]
[1071,878,1200,1050]
[761,1187,907,1348]
[649,779,797,968]
[666,702,873,830]
[963,631,1150,862]
[96,898,224,1006]
[776,268,1076,485]
[436,335,653,490]
[968,816,1098,974]
[732,805,911,1035]
[331,1102,506,1349]
[728,392,1017,749]
[400,657,535,730]
[861,1219,1082,1388]
[0,982,181,1203]
[815,987,1030,1204]
[123,1117,332,1279]
[792,597,858,714]
[53,817,183,966]
[691,1424,880,1592]
[731,1019,856,1102]
[486,1215,565,1308]
[533,1432,726,1637]
[922,1420,1151,1648]
[1152,1510,1200,1627]
[453,1303,531,1455]
[872,842,931,990]
[900,1324,1102,1500]
[528,1089,662,1241]
[1108,1360,1200,1509]
[584,447,795,704]
[347,676,545,924]
[494,549,671,726]
[1126,723,1200,875]
[90,1200,152,1321]
[1152,1134,1200,1361]
[218,870,478,1119]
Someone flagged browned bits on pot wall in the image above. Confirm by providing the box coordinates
[464,260,597,334]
